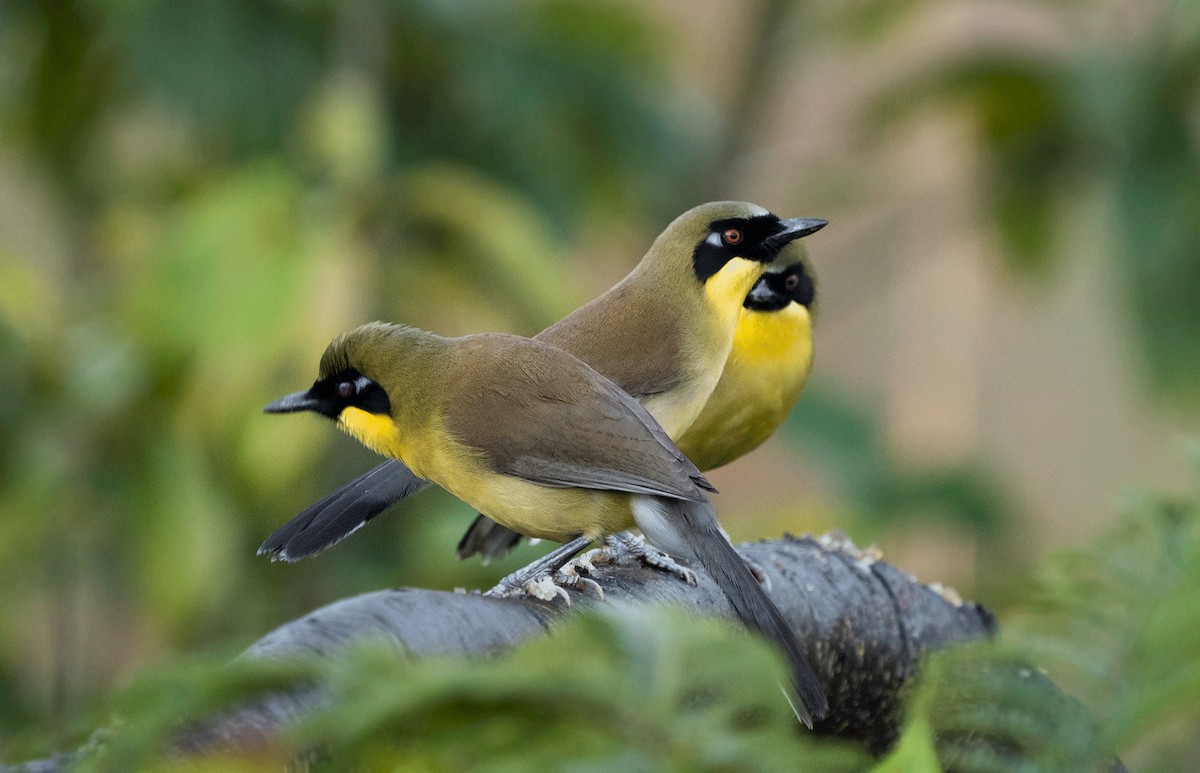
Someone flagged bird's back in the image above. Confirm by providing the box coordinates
[535,274,727,438]
[440,333,713,497]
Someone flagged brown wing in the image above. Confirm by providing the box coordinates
[444,334,714,501]
[535,278,686,399]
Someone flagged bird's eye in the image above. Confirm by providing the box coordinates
[722,228,743,246]
[784,274,801,291]
[337,381,356,399]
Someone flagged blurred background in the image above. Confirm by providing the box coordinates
[1,0,1198,765]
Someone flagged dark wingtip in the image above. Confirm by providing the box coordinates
[457,514,525,563]
[256,541,298,563]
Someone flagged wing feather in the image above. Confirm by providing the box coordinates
[445,335,715,501]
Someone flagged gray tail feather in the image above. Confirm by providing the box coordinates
[259,460,430,562]
[674,499,828,727]
[456,515,526,563]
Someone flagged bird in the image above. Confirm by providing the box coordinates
[674,256,818,471]
[458,251,820,562]
[259,202,827,563]
[263,321,829,725]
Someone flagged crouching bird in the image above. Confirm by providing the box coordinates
[264,322,829,726]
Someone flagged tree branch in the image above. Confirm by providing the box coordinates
[2,532,994,771]
[175,531,997,755]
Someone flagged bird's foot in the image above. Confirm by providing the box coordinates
[603,532,698,586]
[508,575,571,604]
[484,535,601,605]
[570,548,606,575]
[489,568,604,606]
[555,560,605,601]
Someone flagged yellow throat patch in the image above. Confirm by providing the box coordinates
[338,406,406,459]
[704,257,767,328]
[733,302,813,369]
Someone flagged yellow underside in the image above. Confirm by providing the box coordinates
[338,407,633,542]
[676,303,813,470]
[634,256,774,438]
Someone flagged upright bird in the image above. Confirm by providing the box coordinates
[674,256,818,470]
[264,322,829,725]
[259,203,826,563]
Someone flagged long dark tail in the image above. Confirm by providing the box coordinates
[258,460,430,562]
[456,515,526,563]
[668,498,828,726]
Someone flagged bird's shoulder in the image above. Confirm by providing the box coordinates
[536,281,688,399]
[443,333,712,500]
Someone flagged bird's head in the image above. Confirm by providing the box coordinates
[645,201,826,323]
[262,323,408,420]
[262,323,439,456]
[744,243,818,316]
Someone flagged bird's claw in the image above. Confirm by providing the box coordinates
[487,554,605,604]
[604,532,698,586]
[523,576,572,605]
[488,573,572,605]
[556,561,605,600]
[572,548,607,574]
[494,567,603,605]
[483,535,594,603]
[673,564,700,586]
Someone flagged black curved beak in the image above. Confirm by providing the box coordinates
[264,389,323,414]
[762,217,827,253]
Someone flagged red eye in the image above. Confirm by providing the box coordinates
[722,228,743,245]
[337,381,356,399]
[785,274,801,291]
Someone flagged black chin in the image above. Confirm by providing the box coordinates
[743,294,791,312]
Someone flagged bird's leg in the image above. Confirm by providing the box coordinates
[485,535,602,604]
[593,530,770,590]
[603,532,698,586]
[552,559,605,601]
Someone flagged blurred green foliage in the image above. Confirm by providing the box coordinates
[1,0,1199,767]
[888,471,1200,770]
[785,386,1007,536]
[76,609,871,772]
[0,0,711,750]
[872,1,1200,405]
